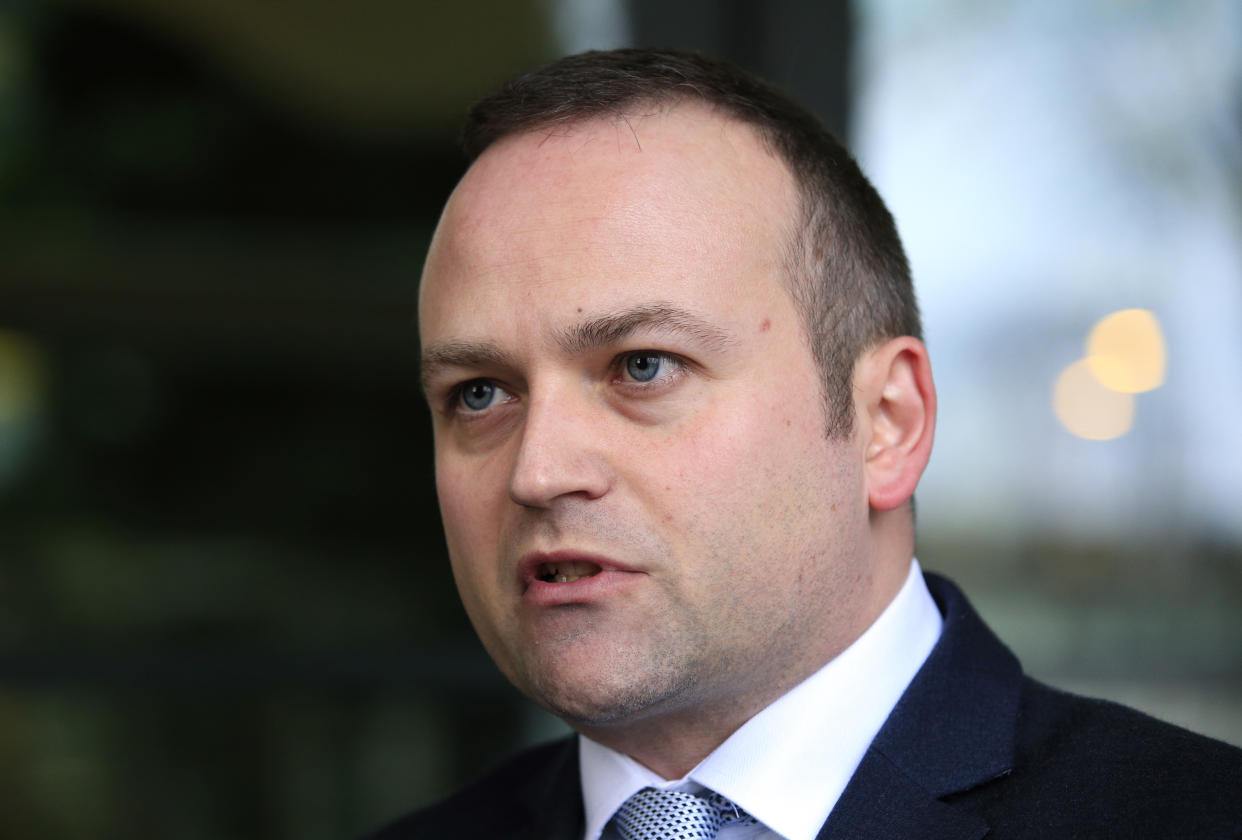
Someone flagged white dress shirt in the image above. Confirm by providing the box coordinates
[579,560,943,840]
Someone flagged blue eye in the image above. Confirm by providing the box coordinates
[625,353,664,382]
[460,381,498,411]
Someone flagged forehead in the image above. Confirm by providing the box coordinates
[419,105,799,342]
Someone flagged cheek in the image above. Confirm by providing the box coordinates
[675,392,821,483]
[652,393,850,556]
[631,405,790,538]
[435,455,507,578]
[435,467,474,538]
[436,462,509,647]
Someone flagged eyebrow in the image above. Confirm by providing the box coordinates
[554,302,737,356]
[420,302,736,393]
[420,340,516,394]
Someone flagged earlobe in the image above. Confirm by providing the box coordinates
[857,337,936,511]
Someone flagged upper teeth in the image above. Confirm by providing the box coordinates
[541,561,600,583]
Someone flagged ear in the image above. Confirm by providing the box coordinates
[854,336,936,512]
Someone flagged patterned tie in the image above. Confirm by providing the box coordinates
[611,787,759,840]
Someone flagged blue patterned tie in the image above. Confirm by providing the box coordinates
[611,787,759,840]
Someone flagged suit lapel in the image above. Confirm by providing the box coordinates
[815,749,988,840]
[816,574,1022,840]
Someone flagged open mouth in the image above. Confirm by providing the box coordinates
[536,560,602,583]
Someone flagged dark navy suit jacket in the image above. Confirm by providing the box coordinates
[365,574,1242,839]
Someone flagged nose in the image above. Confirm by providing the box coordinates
[508,390,615,508]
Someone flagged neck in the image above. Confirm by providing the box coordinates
[574,690,762,780]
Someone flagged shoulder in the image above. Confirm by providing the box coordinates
[961,677,1242,837]
[1016,678,1240,773]
[360,737,579,840]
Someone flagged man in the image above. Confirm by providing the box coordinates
[369,49,1241,839]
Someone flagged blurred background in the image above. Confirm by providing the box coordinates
[0,0,1238,837]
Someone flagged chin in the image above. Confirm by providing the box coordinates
[520,660,697,729]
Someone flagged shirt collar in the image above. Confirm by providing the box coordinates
[579,559,943,840]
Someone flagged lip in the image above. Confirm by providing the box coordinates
[517,550,645,607]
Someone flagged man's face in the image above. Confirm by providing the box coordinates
[420,106,877,733]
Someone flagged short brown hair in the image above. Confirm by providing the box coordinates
[461,48,920,437]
